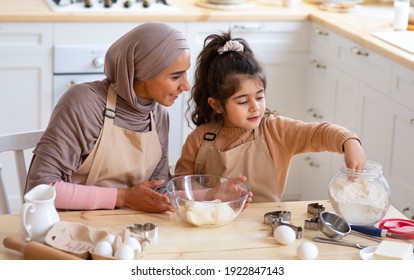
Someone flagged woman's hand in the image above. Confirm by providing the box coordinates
[343,139,366,171]
[116,180,173,213]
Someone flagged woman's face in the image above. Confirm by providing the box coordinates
[134,49,191,107]
[221,77,266,130]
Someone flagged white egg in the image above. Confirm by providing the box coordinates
[296,241,318,260]
[114,244,135,260]
[273,225,296,245]
[102,233,116,245]
[93,241,113,257]
[124,237,142,253]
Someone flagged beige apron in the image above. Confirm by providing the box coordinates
[194,123,280,203]
[72,86,162,188]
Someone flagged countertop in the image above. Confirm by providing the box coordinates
[0,200,408,260]
[1,0,413,70]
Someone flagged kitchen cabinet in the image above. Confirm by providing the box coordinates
[0,23,52,212]
[300,23,336,200]
[386,64,414,213]
[0,23,53,133]
[186,21,310,201]
[306,28,413,214]
[330,35,393,179]
[328,70,393,189]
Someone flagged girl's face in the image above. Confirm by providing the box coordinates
[219,77,266,130]
[133,49,191,107]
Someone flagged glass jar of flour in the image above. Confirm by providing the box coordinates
[328,160,390,226]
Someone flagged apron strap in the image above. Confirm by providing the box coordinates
[194,122,222,174]
[85,86,117,185]
[194,123,259,174]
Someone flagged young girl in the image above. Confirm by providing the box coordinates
[174,31,366,203]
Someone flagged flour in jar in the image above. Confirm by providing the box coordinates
[329,177,388,225]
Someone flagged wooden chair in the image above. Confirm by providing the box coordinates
[0,130,44,214]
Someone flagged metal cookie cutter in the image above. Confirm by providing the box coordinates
[264,211,302,239]
[263,211,291,225]
[304,214,321,231]
[307,203,325,215]
[127,223,158,240]
[304,203,325,231]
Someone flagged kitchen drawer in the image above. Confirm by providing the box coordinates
[391,62,414,111]
[0,23,52,56]
[306,53,334,122]
[187,21,310,64]
[333,36,392,95]
[310,23,333,59]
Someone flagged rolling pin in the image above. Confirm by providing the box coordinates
[3,237,82,260]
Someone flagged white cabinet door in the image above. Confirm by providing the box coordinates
[334,35,392,95]
[358,83,392,174]
[387,63,414,213]
[300,23,336,200]
[0,23,53,212]
[331,35,392,173]
[0,23,53,133]
[387,101,414,213]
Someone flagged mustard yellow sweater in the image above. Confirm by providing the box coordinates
[174,113,359,201]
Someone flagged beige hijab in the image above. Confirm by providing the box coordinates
[26,22,189,190]
[105,22,189,109]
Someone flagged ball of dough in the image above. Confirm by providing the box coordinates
[214,203,236,225]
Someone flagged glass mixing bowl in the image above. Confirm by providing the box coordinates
[328,160,390,226]
[166,175,249,227]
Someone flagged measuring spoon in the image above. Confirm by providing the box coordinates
[313,237,368,249]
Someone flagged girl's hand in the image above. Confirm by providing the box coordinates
[343,139,366,171]
[117,180,173,213]
[233,176,253,210]
[204,176,252,209]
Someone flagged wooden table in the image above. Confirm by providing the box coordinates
[0,200,407,260]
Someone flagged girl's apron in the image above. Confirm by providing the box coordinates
[194,123,281,202]
[72,86,162,188]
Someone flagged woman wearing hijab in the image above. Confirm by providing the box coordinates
[25,22,191,213]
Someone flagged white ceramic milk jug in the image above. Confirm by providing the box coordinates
[19,184,60,243]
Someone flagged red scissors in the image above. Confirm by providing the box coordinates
[379,218,414,238]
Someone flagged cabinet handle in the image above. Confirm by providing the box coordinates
[304,156,320,168]
[314,27,329,36]
[402,207,414,220]
[410,119,414,125]
[66,81,76,88]
[307,108,323,119]
[309,162,320,168]
[232,23,264,30]
[310,59,327,69]
[350,46,369,57]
